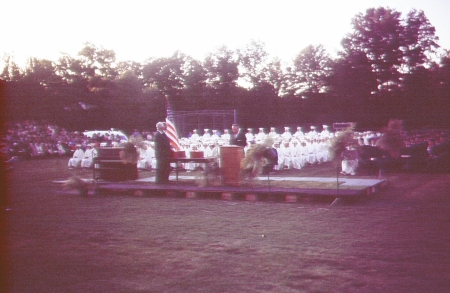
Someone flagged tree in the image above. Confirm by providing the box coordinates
[115,61,145,101]
[341,7,439,95]
[52,44,120,129]
[181,56,206,94]
[432,51,450,126]
[236,40,269,89]
[1,55,23,81]
[77,42,118,80]
[113,70,144,102]
[262,57,287,97]
[327,52,378,123]
[401,9,439,73]
[202,46,240,109]
[77,42,118,95]
[203,46,239,91]
[330,50,378,100]
[401,66,435,126]
[286,44,332,96]
[116,61,143,80]
[55,54,86,85]
[142,51,185,99]
[23,58,62,91]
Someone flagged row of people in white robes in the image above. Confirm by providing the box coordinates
[183,126,334,146]
[270,139,331,170]
[189,129,222,142]
[68,145,97,168]
[183,143,220,171]
[246,126,334,142]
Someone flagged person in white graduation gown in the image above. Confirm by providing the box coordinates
[137,143,154,170]
[245,128,254,143]
[341,145,359,175]
[281,127,292,141]
[81,144,95,168]
[68,145,84,168]
[190,129,200,141]
[221,129,231,145]
[290,139,303,169]
[256,128,266,141]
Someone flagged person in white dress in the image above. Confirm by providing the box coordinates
[319,125,329,138]
[202,129,211,140]
[294,127,305,139]
[81,144,95,168]
[204,142,214,158]
[137,144,150,170]
[198,140,208,152]
[341,144,359,175]
[190,129,200,141]
[185,144,201,171]
[68,145,84,168]
[256,128,266,141]
[281,140,294,169]
[281,127,292,141]
[290,139,304,169]
[317,138,330,164]
[299,140,309,167]
[268,127,279,140]
[210,130,220,141]
[308,126,319,139]
[306,139,318,165]
[210,142,220,158]
[221,129,231,144]
[245,128,254,143]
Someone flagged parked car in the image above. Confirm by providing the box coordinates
[83,129,128,143]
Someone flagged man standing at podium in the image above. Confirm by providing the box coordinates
[154,122,171,184]
[229,123,247,147]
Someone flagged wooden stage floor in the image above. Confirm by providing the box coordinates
[56,171,388,204]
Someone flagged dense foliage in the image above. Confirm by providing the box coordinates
[2,7,449,133]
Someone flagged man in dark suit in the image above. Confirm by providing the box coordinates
[229,123,247,147]
[154,122,172,184]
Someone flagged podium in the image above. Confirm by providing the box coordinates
[93,147,138,182]
[219,146,244,186]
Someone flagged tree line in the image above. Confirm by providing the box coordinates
[2,7,450,133]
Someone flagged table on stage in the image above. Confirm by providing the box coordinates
[169,157,218,182]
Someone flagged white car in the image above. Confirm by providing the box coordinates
[83,129,128,143]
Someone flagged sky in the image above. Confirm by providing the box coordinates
[2,0,450,68]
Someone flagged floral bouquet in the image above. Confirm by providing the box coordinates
[375,119,405,158]
[240,137,275,179]
[329,124,357,165]
[118,142,139,164]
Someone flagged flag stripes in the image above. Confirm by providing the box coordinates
[166,106,182,151]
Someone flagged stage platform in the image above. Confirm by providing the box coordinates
[55,173,387,204]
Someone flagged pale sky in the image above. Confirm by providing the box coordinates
[2,0,449,68]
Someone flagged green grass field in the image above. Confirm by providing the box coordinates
[4,157,450,293]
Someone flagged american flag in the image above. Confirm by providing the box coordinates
[165,104,182,151]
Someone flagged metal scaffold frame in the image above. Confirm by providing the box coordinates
[171,110,236,138]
